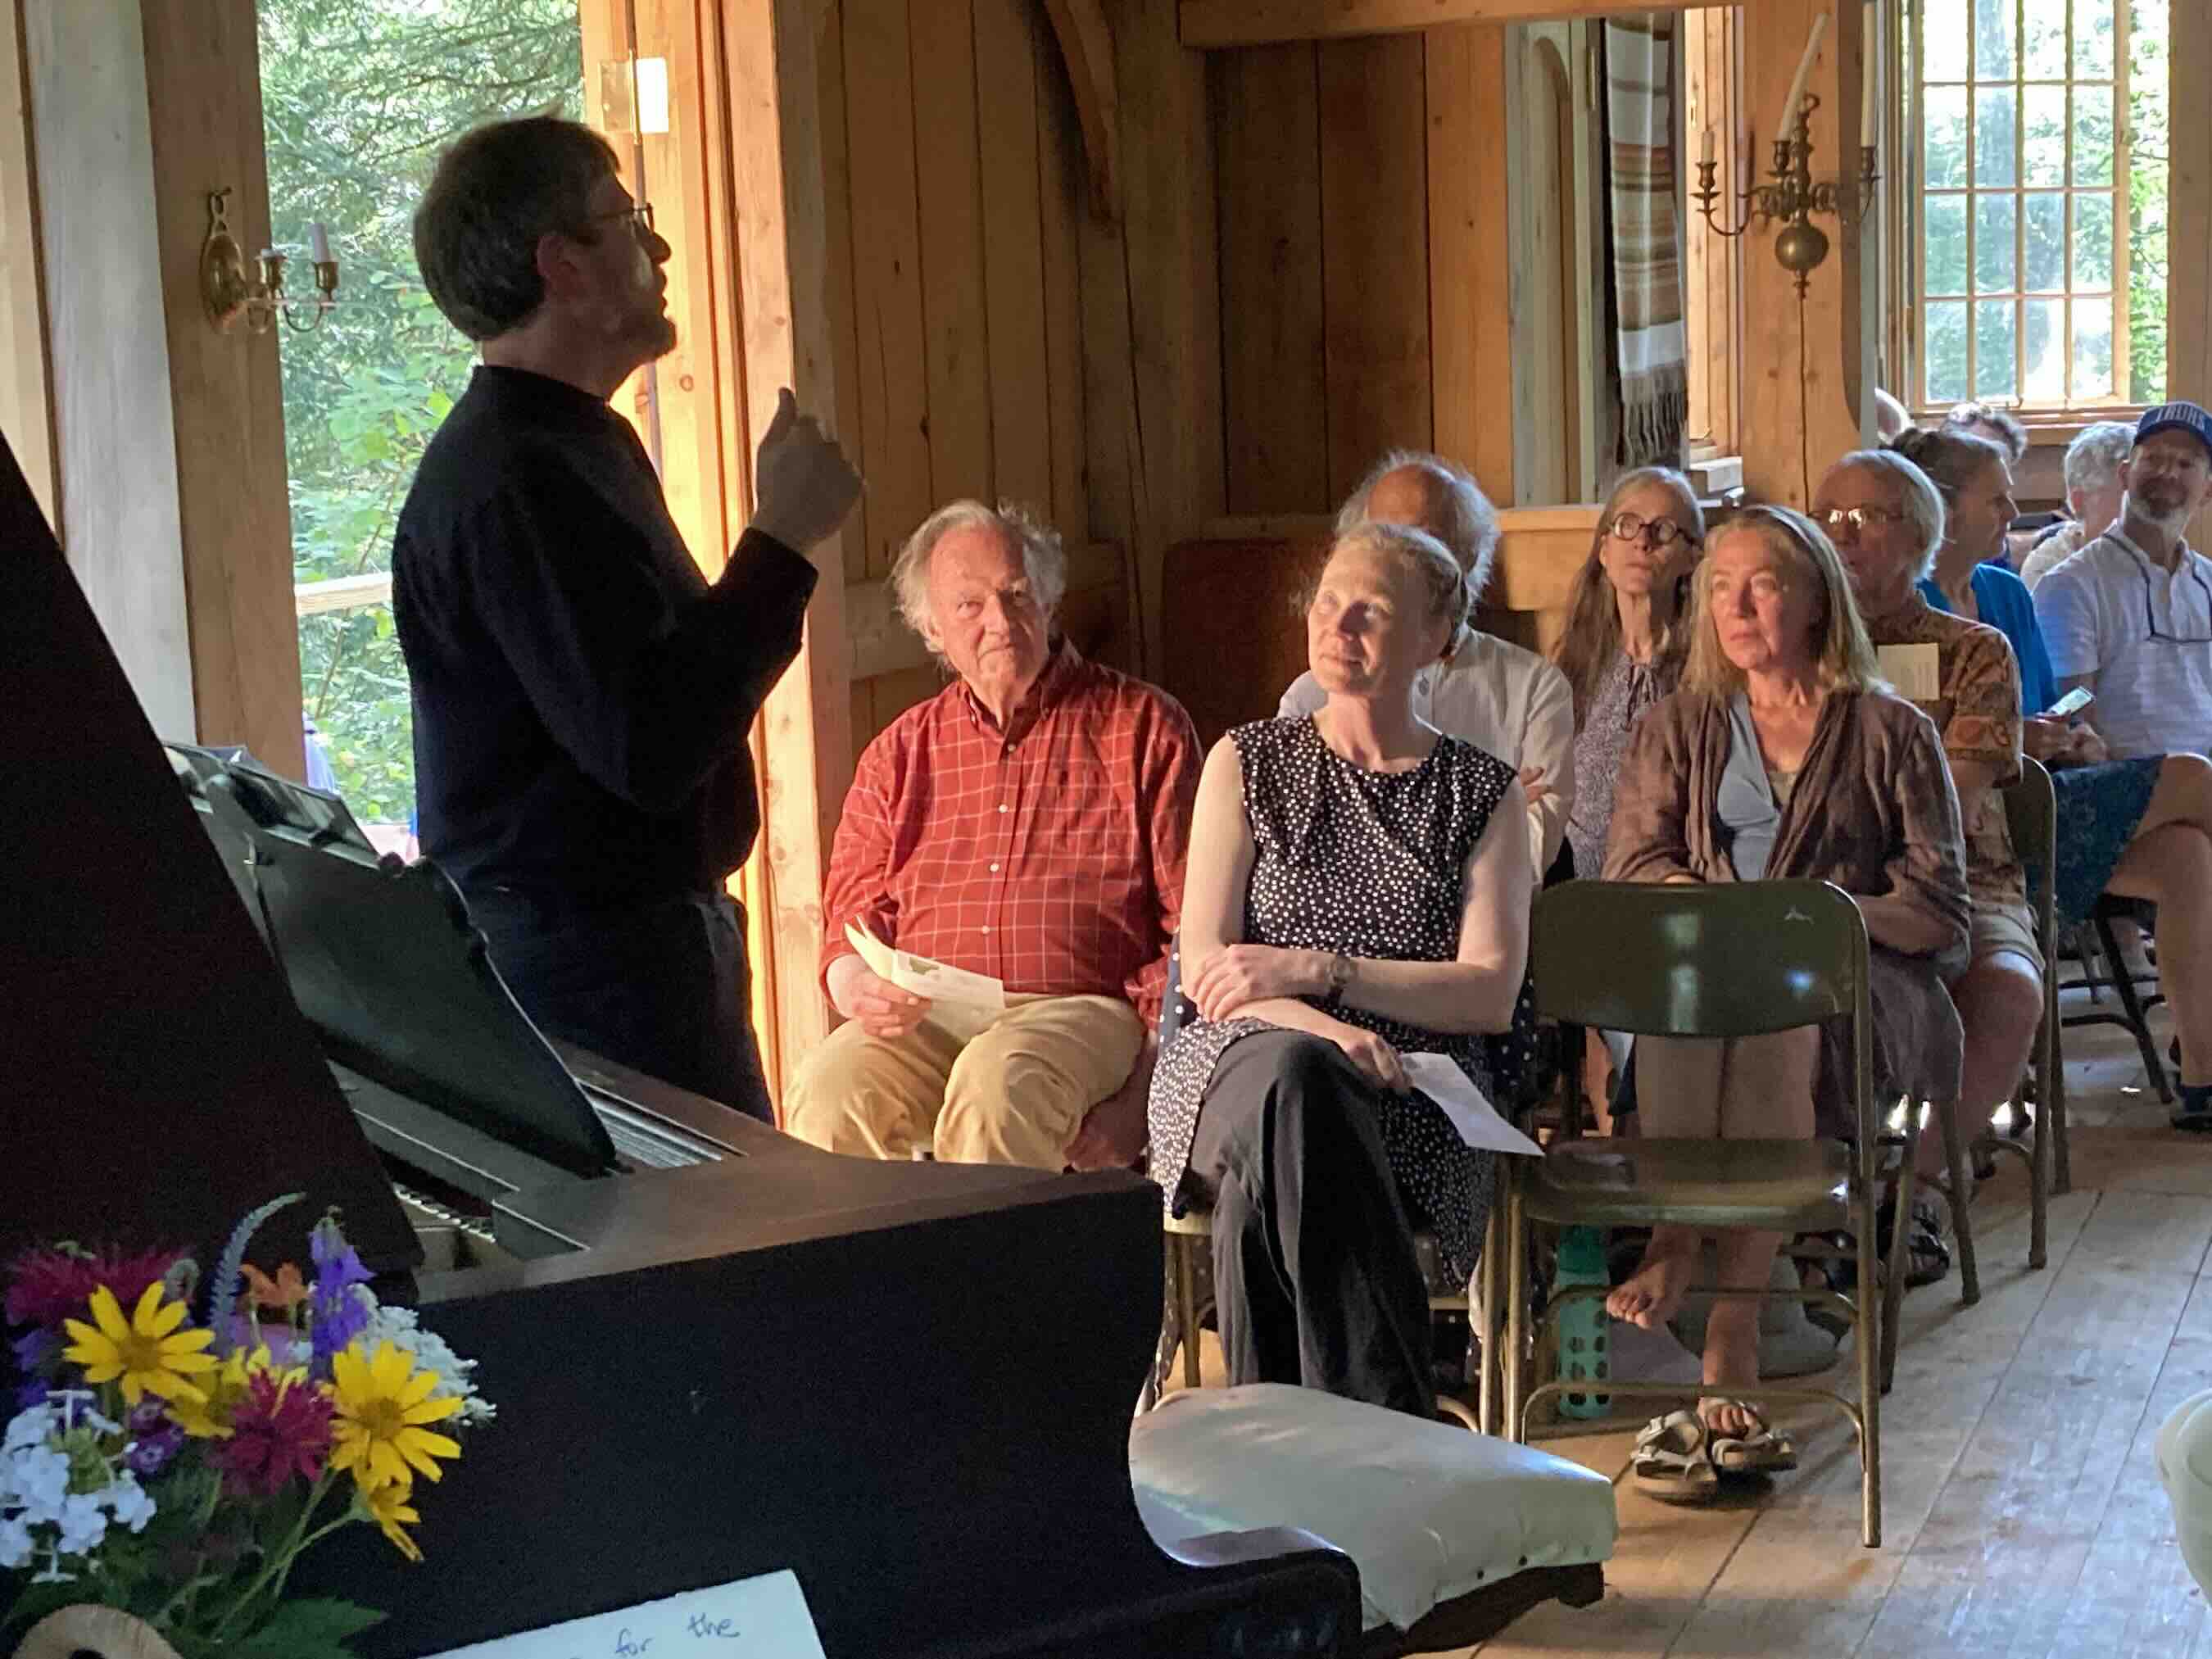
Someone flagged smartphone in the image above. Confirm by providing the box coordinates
[2046,686,2094,719]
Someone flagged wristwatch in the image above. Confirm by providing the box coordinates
[1322,949,1354,1002]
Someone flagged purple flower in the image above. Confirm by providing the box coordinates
[10,1328,57,1411]
[306,1220,371,1371]
[123,1403,184,1476]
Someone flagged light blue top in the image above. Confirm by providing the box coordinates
[1715,693,1784,882]
[1920,562,2059,715]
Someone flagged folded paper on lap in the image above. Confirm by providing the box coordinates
[424,1568,827,1658]
[845,921,1006,1041]
[1401,1052,1543,1156]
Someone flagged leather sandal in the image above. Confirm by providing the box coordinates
[1702,1399,1798,1475]
[1630,1410,1720,1503]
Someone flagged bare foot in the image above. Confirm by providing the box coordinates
[1604,1247,1697,1330]
[1700,1310,1763,1439]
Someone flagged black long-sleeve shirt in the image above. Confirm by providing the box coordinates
[392,365,817,902]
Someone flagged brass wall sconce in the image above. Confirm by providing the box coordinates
[199,188,340,333]
[1693,95,1878,298]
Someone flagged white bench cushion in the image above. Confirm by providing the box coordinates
[1130,1384,1617,1634]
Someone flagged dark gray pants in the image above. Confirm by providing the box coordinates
[1189,1031,1431,1416]
[469,886,772,1123]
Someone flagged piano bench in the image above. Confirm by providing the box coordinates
[1131,1383,1615,1654]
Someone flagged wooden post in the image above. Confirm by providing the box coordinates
[1736,0,1873,508]
[1426,21,1515,506]
[2171,5,2212,403]
[0,0,54,522]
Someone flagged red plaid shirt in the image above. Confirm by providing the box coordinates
[821,645,1200,1026]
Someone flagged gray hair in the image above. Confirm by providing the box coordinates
[1322,521,1473,660]
[891,500,1068,644]
[415,116,621,341]
[2064,420,2134,497]
[1835,446,1948,581]
[1943,400,2028,465]
[1335,450,1503,605]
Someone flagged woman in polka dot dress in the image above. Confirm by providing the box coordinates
[1148,522,1534,1416]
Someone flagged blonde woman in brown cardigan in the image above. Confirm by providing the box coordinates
[1602,505,1971,1483]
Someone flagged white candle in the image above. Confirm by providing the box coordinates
[1701,126,1716,166]
[1860,1,1879,149]
[1775,11,1830,148]
[309,221,332,265]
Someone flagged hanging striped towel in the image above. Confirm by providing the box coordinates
[1603,15,1689,469]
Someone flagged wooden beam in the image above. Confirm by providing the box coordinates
[140,0,304,778]
[2171,3,2212,406]
[1182,0,1702,49]
[1041,0,1121,219]
[23,0,196,746]
[0,0,53,522]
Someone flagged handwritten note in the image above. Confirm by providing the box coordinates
[1401,1053,1545,1157]
[424,1569,827,1659]
[844,921,1006,1041]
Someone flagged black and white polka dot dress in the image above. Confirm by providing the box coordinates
[1148,715,1514,1285]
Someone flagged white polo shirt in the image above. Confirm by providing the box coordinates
[1277,632,1577,874]
[2033,526,2212,759]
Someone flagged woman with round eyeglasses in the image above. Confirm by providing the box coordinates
[1549,469,1705,1115]
[1864,427,2212,1131]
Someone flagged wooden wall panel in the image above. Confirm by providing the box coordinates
[1036,10,1089,537]
[1425,22,1513,505]
[973,0,1054,512]
[1316,34,1430,501]
[909,0,993,505]
[1217,43,1326,514]
[840,0,931,577]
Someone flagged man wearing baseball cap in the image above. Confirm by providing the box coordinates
[2034,401,2212,763]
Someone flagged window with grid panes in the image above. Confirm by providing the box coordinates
[1911,0,2168,410]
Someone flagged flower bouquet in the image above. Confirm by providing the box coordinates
[2,1196,492,1658]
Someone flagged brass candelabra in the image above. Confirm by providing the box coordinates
[199,188,340,334]
[1693,94,1879,297]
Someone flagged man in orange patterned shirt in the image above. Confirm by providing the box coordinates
[783,502,1201,1170]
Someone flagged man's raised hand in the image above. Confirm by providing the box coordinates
[751,387,862,555]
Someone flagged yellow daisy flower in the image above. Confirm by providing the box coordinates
[364,1480,424,1563]
[61,1283,218,1407]
[329,1342,463,1491]
[170,1344,301,1439]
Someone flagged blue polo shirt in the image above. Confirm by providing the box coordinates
[1920,562,2058,715]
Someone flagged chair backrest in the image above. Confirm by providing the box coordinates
[2001,755,2056,950]
[1532,879,1870,1041]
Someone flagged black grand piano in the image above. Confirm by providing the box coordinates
[0,430,1363,1658]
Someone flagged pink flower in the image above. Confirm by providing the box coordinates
[7,1247,184,1330]
[209,1371,335,1498]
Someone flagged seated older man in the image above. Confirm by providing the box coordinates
[2019,420,2133,592]
[785,501,1201,1169]
[1278,451,1575,877]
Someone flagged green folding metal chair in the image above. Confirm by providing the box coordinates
[1505,878,1888,1548]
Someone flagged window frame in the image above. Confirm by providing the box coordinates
[1902,0,2138,416]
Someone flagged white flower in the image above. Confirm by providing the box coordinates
[0,1512,32,1571]
[54,1492,107,1555]
[358,1302,496,1425]
[106,1473,156,1534]
[8,1443,70,1511]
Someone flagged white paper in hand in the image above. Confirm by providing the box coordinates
[1400,1052,1543,1157]
[844,922,1006,1042]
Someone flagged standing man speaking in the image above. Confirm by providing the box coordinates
[393,116,860,1122]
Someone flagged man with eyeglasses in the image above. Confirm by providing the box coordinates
[2034,401,2212,764]
[392,116,861,1122]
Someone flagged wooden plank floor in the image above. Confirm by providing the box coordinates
[1438,990,2212,1658]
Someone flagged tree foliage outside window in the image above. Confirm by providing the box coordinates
[1915,0,2166,410]
[261,0,582,823]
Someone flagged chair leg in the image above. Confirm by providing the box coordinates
[1938,1099,1981,1306]
[1476,1199,1502,1436]
[2050,1013,2072,1195]
[1858,1183,1883,1549]
[1173,1234,1202,1389]
[2100,912,2175,1104]
[1880,1148,1915,1394]
[1504,1179,1530,1443]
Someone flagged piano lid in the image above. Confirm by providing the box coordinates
[0,430,418,1274]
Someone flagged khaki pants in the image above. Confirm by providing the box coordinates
[783,994,1145,1169]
